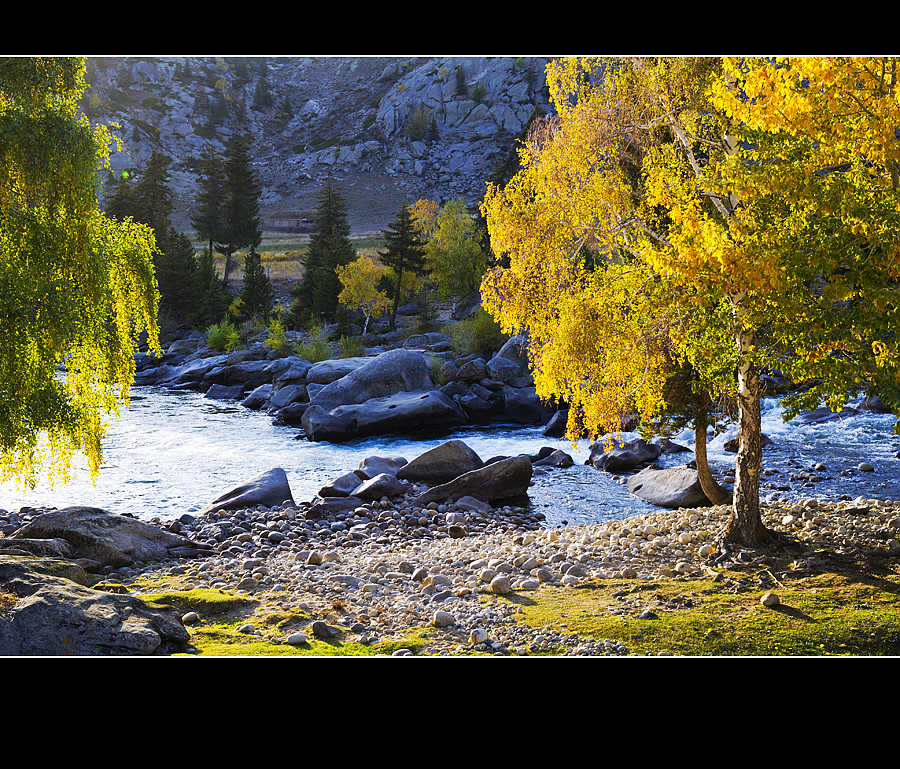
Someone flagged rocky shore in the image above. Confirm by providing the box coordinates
[3,433,899,656]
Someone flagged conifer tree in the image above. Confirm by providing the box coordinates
[240,245,274,319]
[379,204,426,328]
[191,146,227,259]
[292,178,356,322]
[220,133,262,286]
[195,246,232,326]
[104,152,199,328]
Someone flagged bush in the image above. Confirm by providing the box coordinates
[337,335,365,358]
[444,309,507,357]
[207,320,241,352]
[265,315,290,352]
[295,325,332,363]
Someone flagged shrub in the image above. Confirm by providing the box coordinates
[207,320,241,352]
[295,325,332,363]
[444,309,508,357]
[338,335,365,358]
[265,315,290,352]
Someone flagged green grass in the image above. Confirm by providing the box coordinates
[498,571,900,656]
[132,584,435,656]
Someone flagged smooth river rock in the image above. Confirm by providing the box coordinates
[201,468,295,516]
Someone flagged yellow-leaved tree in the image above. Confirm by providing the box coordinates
[335,255,390,335]
[0,57,161,489]
[482,56,900,547]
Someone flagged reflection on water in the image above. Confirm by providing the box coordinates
[1,387,898,526]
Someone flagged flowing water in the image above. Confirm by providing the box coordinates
[2,387,898,526]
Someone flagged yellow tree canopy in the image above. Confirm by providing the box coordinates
[0,57,161,488]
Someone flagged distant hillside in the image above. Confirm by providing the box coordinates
[82,56,555,235]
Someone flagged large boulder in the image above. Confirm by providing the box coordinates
[587,437,662,472]
[625,467,711,508]
[0,556,191,655]
[308,349,433,411]
[397,440,483,485]
[415,455,533,506]
[305,357,373,385]
[242,383,273,410]
[486,335,529,383]
[10,507,213,568]
[201,468,295,515]
[542,409,569,438]
[502,385,553,424]
[302,390,467,442]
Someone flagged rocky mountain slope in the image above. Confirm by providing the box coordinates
[82,56,555,234]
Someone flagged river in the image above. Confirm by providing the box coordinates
[1,387,898,526]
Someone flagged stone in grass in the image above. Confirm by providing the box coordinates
[760,592,780,607]
[285,632,309,646]
[311,620,340,639]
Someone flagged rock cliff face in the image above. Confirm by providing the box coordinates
[82,55,554,233]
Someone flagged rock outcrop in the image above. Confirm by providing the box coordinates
[0,556,191,655]
[9,507,213,567]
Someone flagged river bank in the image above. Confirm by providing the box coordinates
[34,491,900,656]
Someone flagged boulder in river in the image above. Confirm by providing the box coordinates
[415,455,533,506]
[10,507,213,567]
[308,349,433,411]
[587,437,662,472]
[397,440,483,485]
[625,467,711,508]
[301,390,467,442]
[201,468,295,516]
[0,556,191,655]
[305,356,373,385]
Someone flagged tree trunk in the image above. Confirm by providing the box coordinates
[723,328,771,546]
[694,410,731,506]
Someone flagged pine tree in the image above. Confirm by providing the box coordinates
[191,146,227,259]
[240,245,274,319]
[220,133,262,286]
[292,179,356,322]
[379,204,426,328]
[104,152,200,328]
[196,246,232,326]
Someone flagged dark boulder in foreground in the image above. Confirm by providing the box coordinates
[10,507,213,567]
[201,468,295,516]
[625,467,711,508]
[415,455,533,506]
[0,556,191,655]
[397,440,483,485]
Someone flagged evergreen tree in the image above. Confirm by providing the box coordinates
[291,179,356,322]
[196,246,232,326]
[220,133,262,286]
[378,204,426,328]
[104,153,201,329]
[157,228,200,328]
[240,245,274,319]
[191,146,227,259]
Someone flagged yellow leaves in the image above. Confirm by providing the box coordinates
[335,255,390,319]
